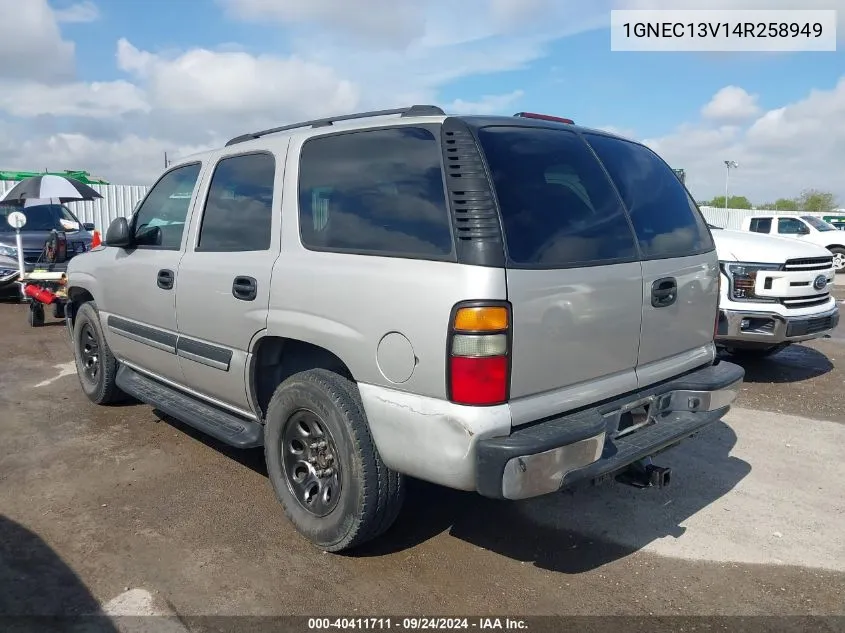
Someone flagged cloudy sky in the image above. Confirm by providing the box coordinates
[1,0,844,205]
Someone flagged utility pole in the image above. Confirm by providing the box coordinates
[724,160,738,210]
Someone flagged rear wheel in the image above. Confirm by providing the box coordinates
[264,369,404,552]
[72,301,124,405]
[829,247,845,274]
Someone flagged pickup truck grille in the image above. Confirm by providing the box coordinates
[781,293,831,309]
[783,257,834,271]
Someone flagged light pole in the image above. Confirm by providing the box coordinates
[724,160,738,210]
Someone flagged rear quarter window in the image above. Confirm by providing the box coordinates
[749,217,772,233]
[297,126,454,260]
[583,133,714,259]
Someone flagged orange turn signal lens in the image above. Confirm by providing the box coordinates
[453,306,509,332]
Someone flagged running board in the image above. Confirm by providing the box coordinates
[116,364,264,448]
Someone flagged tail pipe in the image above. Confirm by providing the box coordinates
[615,457,672,489]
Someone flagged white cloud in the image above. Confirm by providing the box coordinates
[701,86,761,122]
[54,1,100,23]
[0,80,148,118]
[0,0,75,81]
[0,133,209,187]
[116,39,359,120]
[642,77,845,205]
[448,90,525,114]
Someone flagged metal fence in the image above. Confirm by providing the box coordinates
[0,181,149,233]
[698,206,833,230]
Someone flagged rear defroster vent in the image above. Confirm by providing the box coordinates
[441,119,504,267]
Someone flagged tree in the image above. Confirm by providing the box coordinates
[708,195,753,209]
[758,198,798,211]
[797,189,837,212]
[774,198,799,211]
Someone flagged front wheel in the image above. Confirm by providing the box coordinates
[264,369,405,552]
[830,247,845,274]
[72,301,125,405]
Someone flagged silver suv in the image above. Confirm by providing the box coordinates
[65,105,744,552]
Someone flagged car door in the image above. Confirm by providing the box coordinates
[583,132,719,387]
[95,162,205,385]
[777,217,811,240]
[174,149,282,415]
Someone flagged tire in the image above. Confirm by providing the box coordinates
[264,368,405,552]
[28,303,44,327]
[72,301,124,405]
[726,343,789,359]
[829,247,845,274]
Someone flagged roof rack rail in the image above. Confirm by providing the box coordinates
[225,104,446,146]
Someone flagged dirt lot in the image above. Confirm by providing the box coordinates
[1,290,844,631]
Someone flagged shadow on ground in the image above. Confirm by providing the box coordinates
[0,515,119,632]
[722,345,834,383]
[153,407,749,575]
[360,421,749,573]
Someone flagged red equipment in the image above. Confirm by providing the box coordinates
[23,284,57,305]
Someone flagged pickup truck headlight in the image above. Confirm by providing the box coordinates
[0,243,18,258]
[721,262,780,303]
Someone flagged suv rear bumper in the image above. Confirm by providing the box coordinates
[475,360,745,500]
[716,304,839,346]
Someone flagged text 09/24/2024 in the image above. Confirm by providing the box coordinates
[610,9,837,52]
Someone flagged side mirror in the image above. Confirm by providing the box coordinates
[105,217,133,248]
[800,225,811,234]
[83,222,96,231]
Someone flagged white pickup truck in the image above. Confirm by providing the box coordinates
[740,214,845,273]
[710,223,840,357]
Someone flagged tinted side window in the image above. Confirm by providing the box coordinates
[197,153,275,252]
[298,127,453,259]
[133,163,201,250]
[749,218,772,233]
[475,126,637,267]
[778,218,806,234]
[584,133,714,259]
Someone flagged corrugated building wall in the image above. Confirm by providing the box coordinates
[0,181,149,232]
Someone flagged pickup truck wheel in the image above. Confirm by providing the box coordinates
[829,247,845,273]
[72,302,124,405]
[264,369,405,552]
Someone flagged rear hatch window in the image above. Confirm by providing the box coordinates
[475,126,713,267]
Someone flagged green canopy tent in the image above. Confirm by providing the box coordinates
[0,169,110,185]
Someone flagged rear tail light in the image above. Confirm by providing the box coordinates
[447,303,511,406]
